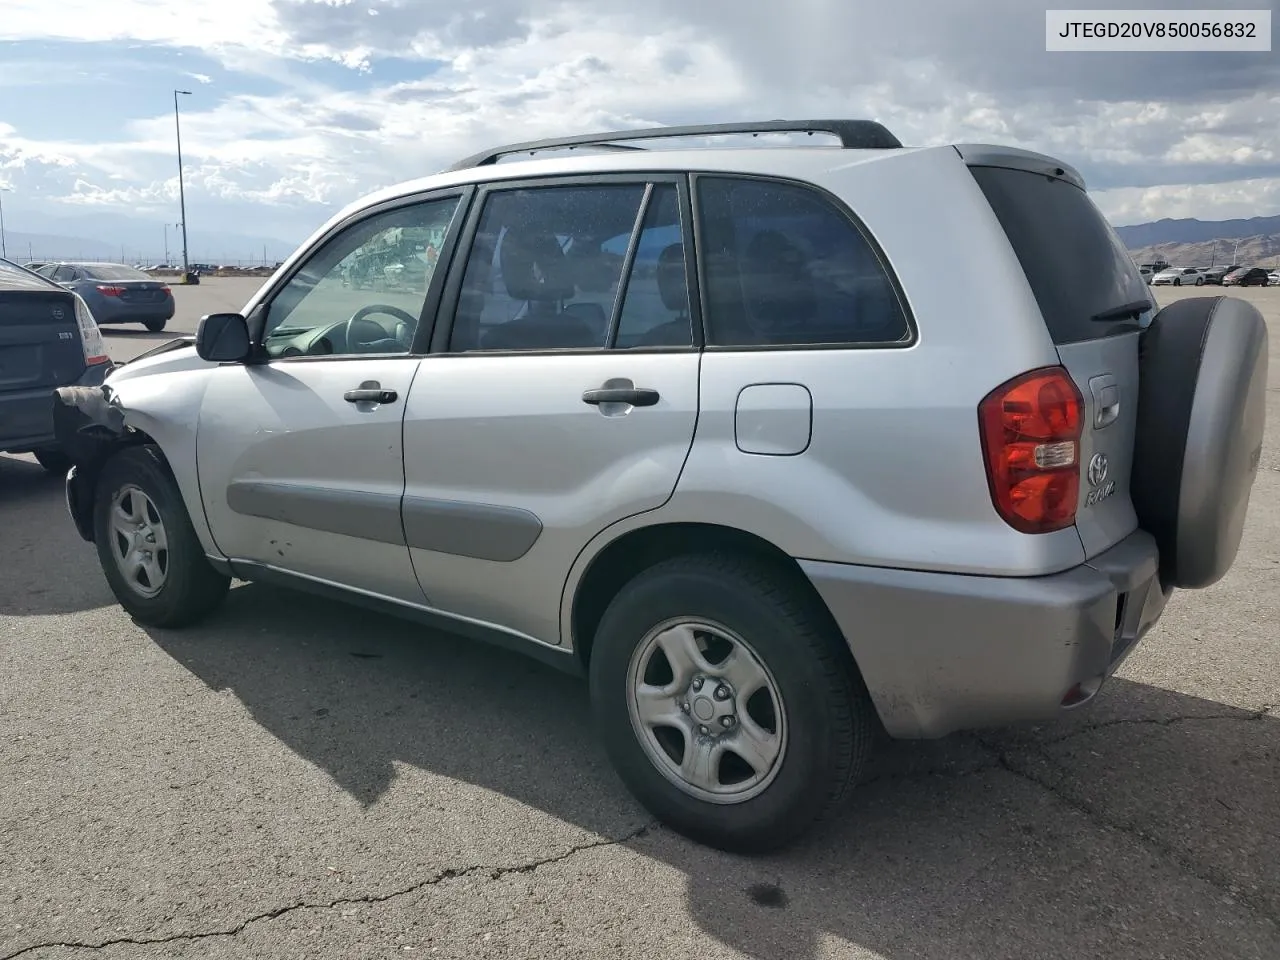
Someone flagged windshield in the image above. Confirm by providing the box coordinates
[81,263,153,281]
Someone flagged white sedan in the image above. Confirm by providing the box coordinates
[1151,267,1207,286]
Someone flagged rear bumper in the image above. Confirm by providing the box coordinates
[0,361,113,453]
[800,530,1170,739]
[91,297,175,323]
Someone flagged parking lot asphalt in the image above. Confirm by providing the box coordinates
[1,281,1277,959]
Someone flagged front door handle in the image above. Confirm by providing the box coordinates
[344,386,398,404]
[582,386,660,407]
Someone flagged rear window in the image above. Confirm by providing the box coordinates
[969,165,1152,345]
[81,263,151,281]
[0,259,61,293]
[694,176,912,347]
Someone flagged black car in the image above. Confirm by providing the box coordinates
[0,258,113,473]
[1222,266,1271,287]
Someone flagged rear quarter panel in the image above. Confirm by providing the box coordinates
[561,146,1086,647]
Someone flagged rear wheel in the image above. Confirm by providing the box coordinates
[1195,277,1205,286]
[32,448,72,475]
[143,318,167,333]
[588,553,876,853]
[94,445,230,627]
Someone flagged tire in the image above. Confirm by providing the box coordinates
[93,444,230,627]
[32,448,73,475]
[1131,297,1269,588]
[588,552,877,854]
[143,318,167,333]
[1173,278,1181,286]
[1195,277,1204,286]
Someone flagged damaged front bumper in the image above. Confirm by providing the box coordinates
[52,383,129,542]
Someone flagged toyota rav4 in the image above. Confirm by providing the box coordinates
[52,120,1269,853]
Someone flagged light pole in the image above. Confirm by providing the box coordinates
[173,89,192,279]
[164,223,170,265]
[0,185,9,260]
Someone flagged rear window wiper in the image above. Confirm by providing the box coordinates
[1092,299,1152,323]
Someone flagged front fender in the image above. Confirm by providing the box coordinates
[53,384,134,543]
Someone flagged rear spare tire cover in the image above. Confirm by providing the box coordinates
[1131,296,1268,589]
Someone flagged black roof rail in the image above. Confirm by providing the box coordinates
[446,119,902,171]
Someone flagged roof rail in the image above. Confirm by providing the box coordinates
[446,119,902,171]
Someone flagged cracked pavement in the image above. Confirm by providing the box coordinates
[1,282,1277,959]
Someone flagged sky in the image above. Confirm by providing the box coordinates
[0,0,1278,258]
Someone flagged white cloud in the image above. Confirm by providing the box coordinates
[1,0,1279,234]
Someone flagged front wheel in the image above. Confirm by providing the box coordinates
[1173,278,1181,286]
[94,445,230,627]
[588,553,877,854]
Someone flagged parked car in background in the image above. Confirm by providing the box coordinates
[0,257,113,473]
[1269,271,1279,286]
[37,261,176,331]
[21,261,49,273]
[1151,266,1206,286]
[1202,265,1240,285]
[49,120,1271,853]
[1222,266,1271,287]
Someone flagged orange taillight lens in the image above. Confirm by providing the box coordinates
[978,366,1083,534]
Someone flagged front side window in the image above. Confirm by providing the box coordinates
[695,176,911,347]
[262,195,460,359]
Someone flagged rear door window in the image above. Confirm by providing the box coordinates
[693,176,912,348]
[969,165,1152,344]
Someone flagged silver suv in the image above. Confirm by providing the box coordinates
[53,121,1269,853]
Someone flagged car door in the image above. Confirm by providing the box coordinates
[401,175,701,645]
[196,190,467,603]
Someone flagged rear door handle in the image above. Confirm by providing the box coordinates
[582,387,660,407]
[344,387,398,404]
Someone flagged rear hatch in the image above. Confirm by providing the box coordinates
[0,288,85,393]
[964,149,1151,559]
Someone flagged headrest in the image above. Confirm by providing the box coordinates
[742,230,816,326]
[656,243,688,312]
[500,228,576,302]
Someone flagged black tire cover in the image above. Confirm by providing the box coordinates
[1131,296,1269,589]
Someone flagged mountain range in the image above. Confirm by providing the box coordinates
[1116,216,1280,269]
[0,210,302,267]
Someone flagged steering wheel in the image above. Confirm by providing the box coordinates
[344,304,419,353]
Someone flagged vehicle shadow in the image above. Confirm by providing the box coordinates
[144,582,1280,960]
[0,454,116,615]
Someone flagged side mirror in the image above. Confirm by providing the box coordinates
[196,312,252,363]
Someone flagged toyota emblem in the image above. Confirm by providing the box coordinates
[1087,452,1110,487]
[51,307,65,320]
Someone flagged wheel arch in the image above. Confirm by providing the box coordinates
[64,428,165,542]
[567,521,855,676]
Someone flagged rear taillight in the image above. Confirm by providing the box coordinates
[159,285,171,295]
[73,294,110,366]
[96,285,124,297]
[978,366,1083,534]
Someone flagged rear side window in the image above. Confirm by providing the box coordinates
[970,165,1152,344]
[694,176,911,347]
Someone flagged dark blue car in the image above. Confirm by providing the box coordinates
[37,261,176,332]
